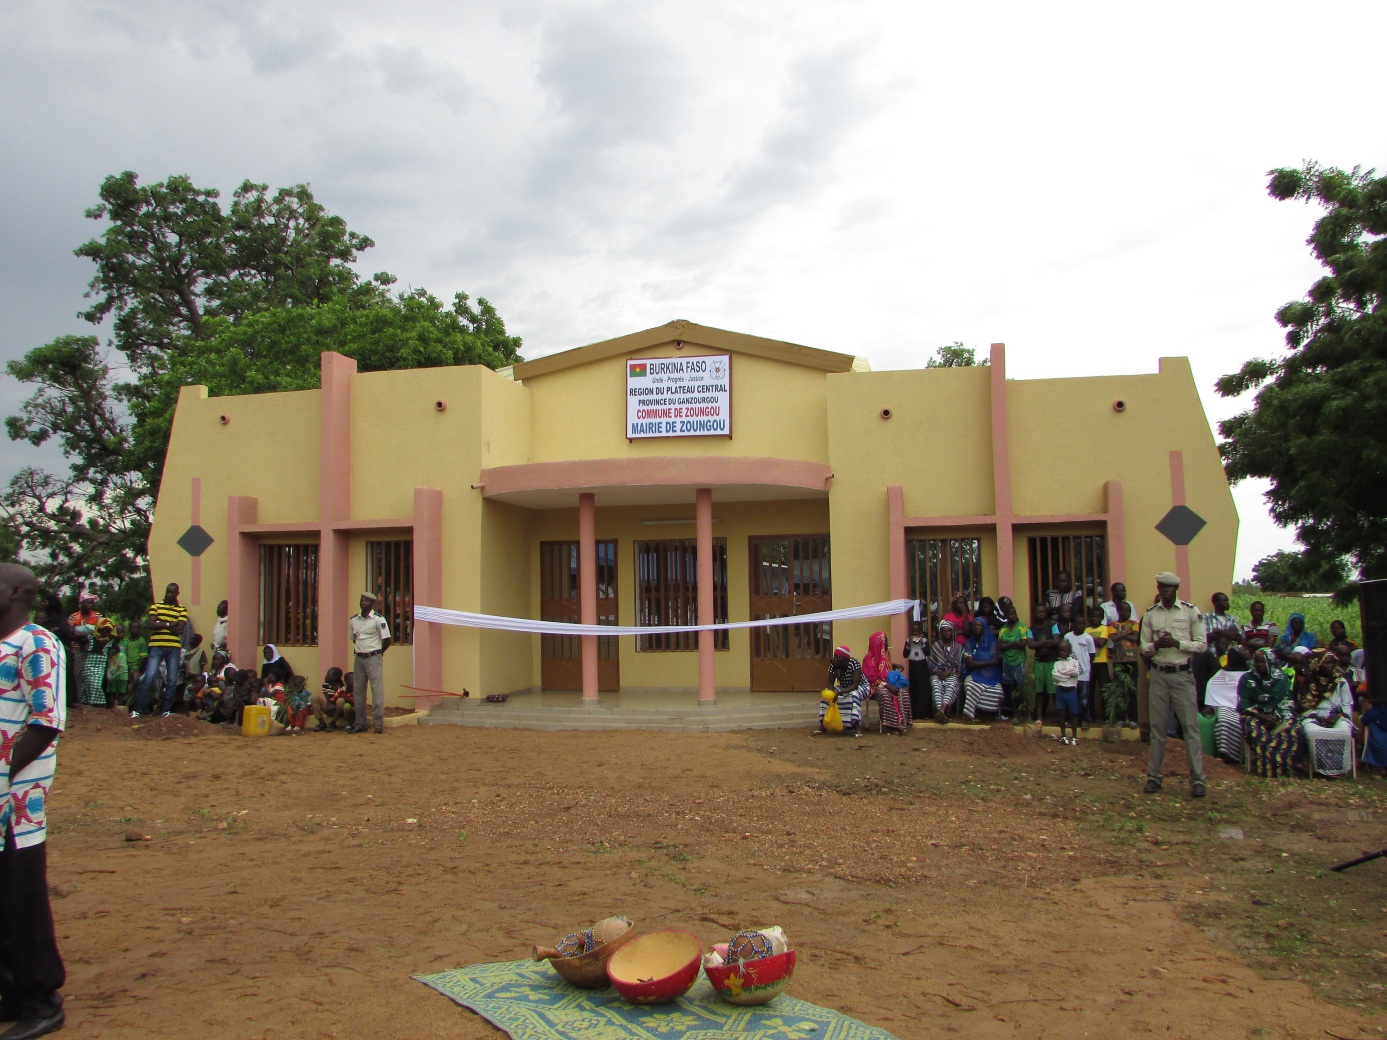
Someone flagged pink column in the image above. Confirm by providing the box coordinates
[318,352,357,682]
[696,488,715,703]
[888,485,909,653]
[1168,451,1191,592]
[989,343,1014,600]
[189,477,202,607]
[226,496,260,669]
[578,493,598,702]
[412,487,444,710]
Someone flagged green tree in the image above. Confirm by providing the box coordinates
[1217,163,1387,586]
[1250,549,1349,594]
[926,342,989,368]
[3,172,521,603]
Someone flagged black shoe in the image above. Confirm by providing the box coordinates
[373,726,384,734]
[1,1005,65,1040]
[1191,782,1207,799]
[1142,779,1162,794]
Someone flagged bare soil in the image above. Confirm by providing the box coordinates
[39,708,1387,1039]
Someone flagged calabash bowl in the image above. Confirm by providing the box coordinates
[606,929,703,1004]
[704,948,797,1005]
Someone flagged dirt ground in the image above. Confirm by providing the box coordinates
[33,708,1387,1040]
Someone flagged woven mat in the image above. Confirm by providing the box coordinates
[414,959,901,1040]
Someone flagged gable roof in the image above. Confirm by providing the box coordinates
[511,319,862,380]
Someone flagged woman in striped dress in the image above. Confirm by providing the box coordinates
[929,621,964,722]
[1204,646,1248,762]
[819,646,867,735]
[1239,647,1295,778]
[962,617,1003,722]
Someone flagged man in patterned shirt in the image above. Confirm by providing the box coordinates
[0,563,67,1040]
[131,582,188,718]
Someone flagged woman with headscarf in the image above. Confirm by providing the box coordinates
[819,645,866,736]
[928,620,964,722]
[80,617,117,706]
[1239,647,1295,778]
[861,630,891,725]
[260,644,294,686]
[961,616,1003,722]
[1274,612,1317,664]
[941,596,973,645]
[1299,648,1356,776]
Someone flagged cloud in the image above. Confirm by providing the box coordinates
[658,44,876,248]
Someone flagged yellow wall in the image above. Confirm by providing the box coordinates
[525,342,831,464]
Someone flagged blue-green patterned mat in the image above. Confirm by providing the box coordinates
[414,959,900,1040]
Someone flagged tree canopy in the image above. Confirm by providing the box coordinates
[3,171,522,609]
[1250,548,1349,594]
[926,342,989,368]
[1217,162,1387,586]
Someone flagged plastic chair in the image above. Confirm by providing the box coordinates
[1306,722,1357,779]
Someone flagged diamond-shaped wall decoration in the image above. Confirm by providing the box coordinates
[177,524,215,557]
[1155,505,1206,546]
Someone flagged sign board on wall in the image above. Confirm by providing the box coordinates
[626,354,732,439]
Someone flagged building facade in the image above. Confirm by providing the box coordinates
[149,320,1237,708]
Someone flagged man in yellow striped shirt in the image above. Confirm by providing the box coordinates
[131,584,188,718]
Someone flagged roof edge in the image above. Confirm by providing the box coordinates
[511,319,859,379]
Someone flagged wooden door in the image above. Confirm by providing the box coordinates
[748,535,832,691]
[540,540,619,691]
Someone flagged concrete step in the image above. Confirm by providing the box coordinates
[419,703,810,733]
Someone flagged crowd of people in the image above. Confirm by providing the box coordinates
[814,570,1382,784]
[37,588,380,736]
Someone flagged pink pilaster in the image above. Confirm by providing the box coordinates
[189,477,202,606]
[318,353,357,681]
[989,343,1014,600]
[578,493,598,702]
[888,485,908,653]
[226,496,260,669]
[1168,451,1190,592]
[696,488,715,703]
[412,487,444,709]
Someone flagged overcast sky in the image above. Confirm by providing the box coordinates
[2,0,1383,581]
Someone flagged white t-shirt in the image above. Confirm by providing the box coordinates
[1064,631,1097,681]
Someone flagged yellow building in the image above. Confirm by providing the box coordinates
[149,319,1236,709]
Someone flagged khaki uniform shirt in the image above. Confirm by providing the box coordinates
[1139,599,1206,666]
[349,611,391,654]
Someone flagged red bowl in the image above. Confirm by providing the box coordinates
[704,949,797,1005]
[606,929,703,1004]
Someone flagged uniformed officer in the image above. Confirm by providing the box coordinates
[1139,571,1208,797]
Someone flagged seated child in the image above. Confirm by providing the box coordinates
[1052,640,1082,746]
[283,675,312,733]
[879,662,912,734]
[312,667,347,731]
[184,675,212,717]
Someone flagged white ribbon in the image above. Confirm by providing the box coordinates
[414,599,916,637]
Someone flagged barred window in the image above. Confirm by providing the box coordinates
[367,539,414,645]
[634,538,729,652]
[259,543,319,646]
[907,536,983,639]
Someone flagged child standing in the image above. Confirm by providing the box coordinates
[1027,605,1060,722]
[1065,614,1098,730]
[1085,607,1112,721]
[1053,640,1082,745]
[997,607,1030,721]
